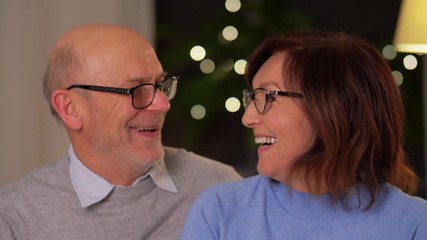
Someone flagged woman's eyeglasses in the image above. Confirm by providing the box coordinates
[242,88,303,115]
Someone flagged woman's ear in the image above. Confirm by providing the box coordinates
[51,90,83,130]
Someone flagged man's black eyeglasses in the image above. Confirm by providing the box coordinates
[242,88,303,115]
[66,76,179,109]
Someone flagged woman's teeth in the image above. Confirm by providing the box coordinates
[255,137,277,146]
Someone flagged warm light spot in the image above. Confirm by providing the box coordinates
[200,59,215,74]
[382,45,397,60]
[217,32,228,45]
[190,45,206,61]
[222,26,238,41]
[220,58,234,71]
[225,97,241,112]
[225,0,241,12]
[392,71,404,86]
[394,44,427,54]
[190,105,206,120]
[234,59,247,75]
[403,55,417,70]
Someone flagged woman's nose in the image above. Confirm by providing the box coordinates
[242,102,261,128]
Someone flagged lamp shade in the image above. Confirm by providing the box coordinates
[394,0,427,53]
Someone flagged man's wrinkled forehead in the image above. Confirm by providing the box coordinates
[53,24,152,54]
[141,48,158,61]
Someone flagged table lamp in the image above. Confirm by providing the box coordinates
[393,0,427,196]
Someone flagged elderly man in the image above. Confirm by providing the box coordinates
[0,24,241,240]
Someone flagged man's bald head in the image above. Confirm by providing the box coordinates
[53,24,154,56]
[43,24,156,116]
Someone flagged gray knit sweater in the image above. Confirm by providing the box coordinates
[0,147,242,240]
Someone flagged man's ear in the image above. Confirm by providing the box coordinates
[51,90,83,130]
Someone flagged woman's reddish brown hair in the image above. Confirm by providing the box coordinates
[245,31,419,208]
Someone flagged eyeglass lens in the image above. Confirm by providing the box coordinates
[160,78,177,100]
[242,89,267,114]
[132,77,177,109]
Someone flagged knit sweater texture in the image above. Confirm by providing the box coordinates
[0,147,241,240]
[180,175,427,240]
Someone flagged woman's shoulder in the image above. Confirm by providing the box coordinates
[208,174,269,193]
[185,175,273,226]
[194,175,271,206]
[381,184,427,219]
[380,184,427,237]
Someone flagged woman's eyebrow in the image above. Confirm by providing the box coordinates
[256,81,281,89]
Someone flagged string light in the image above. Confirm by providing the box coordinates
[225,0,241,12]
[200,59,215,74]
[189,0,246,120]
[234,59,247,75]
[222,26,238,41]
[190,45,206,61]
[392,70,404,86]
[403,55,418,70]
[190,105,206,120]
[225,97,241,112]
[382,45,397,60]
[219,58,234,72]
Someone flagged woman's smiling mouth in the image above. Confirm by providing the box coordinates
[255,136,277,147]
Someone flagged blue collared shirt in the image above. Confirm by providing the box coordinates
[68,145,178,208]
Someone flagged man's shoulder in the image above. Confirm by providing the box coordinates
[0,159,70,202]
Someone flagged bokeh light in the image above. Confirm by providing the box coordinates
[217,32,228,45]
[190,45,206,61]
[234,59,247,75]
[222,26,238,41]
[220,58,234,72]
[392,70,404,86]
[200,59,215,74]
[403,55,417,70]
[382,45,397,60]
[190,105,206,120]
[225,97,241,112]
[225,0,241,12]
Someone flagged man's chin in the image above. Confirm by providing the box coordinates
[139,147,164,162]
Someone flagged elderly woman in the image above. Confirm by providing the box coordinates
[180,31,427,240]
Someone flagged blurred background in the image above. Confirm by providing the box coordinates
[0,0,425,197]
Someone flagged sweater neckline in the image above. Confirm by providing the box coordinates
[108,177,157,201]
[267,178,390,228]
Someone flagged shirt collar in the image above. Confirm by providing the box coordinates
[68,145,178,208]
[133,155,178,193]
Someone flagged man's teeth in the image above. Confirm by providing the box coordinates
[255,137,277,146]
[137,128,156,132]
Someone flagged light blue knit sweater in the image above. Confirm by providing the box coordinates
[180,175,427,240]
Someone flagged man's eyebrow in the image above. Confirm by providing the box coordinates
[155,72,169,83]
[160,71,168,79]
[126,72,169,85]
